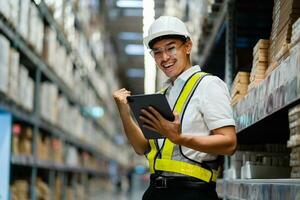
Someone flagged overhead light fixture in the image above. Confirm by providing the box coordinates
[123,8,143,16]
[119,32,143,40]
[143,0,156,94]
[126,68,144,78]
[82,106,104,118]
[125,44,144,55]
[116,0,143,8]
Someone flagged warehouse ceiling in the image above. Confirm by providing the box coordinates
[104,0,164,94]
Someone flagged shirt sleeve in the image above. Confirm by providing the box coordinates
[200,76,236,130]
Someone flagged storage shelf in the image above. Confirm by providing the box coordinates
[224,178,300,185]
[39,119,107,159]
[11,155,106,176]
[233,51,300,143]
[0,95,37,125]
[0,98,105,159]
[0,13,115,143]
[35,1,72,54]
[32,1,116,140]
[0,15,78,106]
[217,179,300,200]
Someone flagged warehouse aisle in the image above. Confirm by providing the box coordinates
[89,174,148,200]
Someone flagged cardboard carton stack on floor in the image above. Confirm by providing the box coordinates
[269,0,300,72]
[231,72,250,105]
[287,104,300,178]
[249,39,269,90]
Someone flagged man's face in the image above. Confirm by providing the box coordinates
[151,38,192,81]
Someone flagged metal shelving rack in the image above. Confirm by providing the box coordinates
[0,1,122,199]
[195,0,300,199]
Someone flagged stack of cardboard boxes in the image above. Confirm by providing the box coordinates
[37,133,50,161]
[12,124,32,156]
[287,104,300,178]
[52,138,64,164]
[55,176,62,200]
[11,180,29,200]
[248,39,269,90]
[36,177,50,200]
[231,72,250,105]
[269,0,300,71]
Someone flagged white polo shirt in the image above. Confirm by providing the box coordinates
[158,65,235,162]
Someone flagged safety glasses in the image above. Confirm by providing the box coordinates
[150,42,186,60]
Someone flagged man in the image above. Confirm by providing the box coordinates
[113,16,236,200]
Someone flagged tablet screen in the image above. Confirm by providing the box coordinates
[127,93,174,139]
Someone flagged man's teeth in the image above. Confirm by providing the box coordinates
[164,63,174,68]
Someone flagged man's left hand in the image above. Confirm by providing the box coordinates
[139,106,181,143]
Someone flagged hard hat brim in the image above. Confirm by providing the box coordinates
[143,30,190,49]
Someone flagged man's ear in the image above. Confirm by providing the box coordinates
[186,40,192,54]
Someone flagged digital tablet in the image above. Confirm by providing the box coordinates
[127,93,174,139]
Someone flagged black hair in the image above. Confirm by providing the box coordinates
[149,34,189,49]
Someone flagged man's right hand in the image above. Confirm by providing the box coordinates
[113,88,131,114]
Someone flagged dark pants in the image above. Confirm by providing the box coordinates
[142,184,219,200]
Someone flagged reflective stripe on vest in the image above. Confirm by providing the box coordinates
[147,71,218,183]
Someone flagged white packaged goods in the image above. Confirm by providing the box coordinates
[65,57,74,89]
[8,48,20,103]
[18,65,29,109]
[40,83,58,124]
[28,3,37,47]
[65,146,79,166]
[8,0,19,28]
[28,3,44,54]
[43,27,57,66]
[0,35,10,94]
[18,0,30,40]
[0,1,10,20]
[56,96,68,130]
[53,0,65,29]
[26,78,34,111]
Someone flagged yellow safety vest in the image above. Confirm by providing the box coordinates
[147,71,218,183]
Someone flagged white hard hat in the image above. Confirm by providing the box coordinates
[143,16,191,49]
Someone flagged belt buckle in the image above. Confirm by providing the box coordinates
[155,177,167,189]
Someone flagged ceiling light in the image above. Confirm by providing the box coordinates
[116,0,143,8]
[123,8,143,16]
[119,32,143,40]
[126,68,144,78]
[125,44,144,55]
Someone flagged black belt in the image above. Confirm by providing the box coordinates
[150,176,216,189]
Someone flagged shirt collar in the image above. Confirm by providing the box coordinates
[163,65,202,87]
